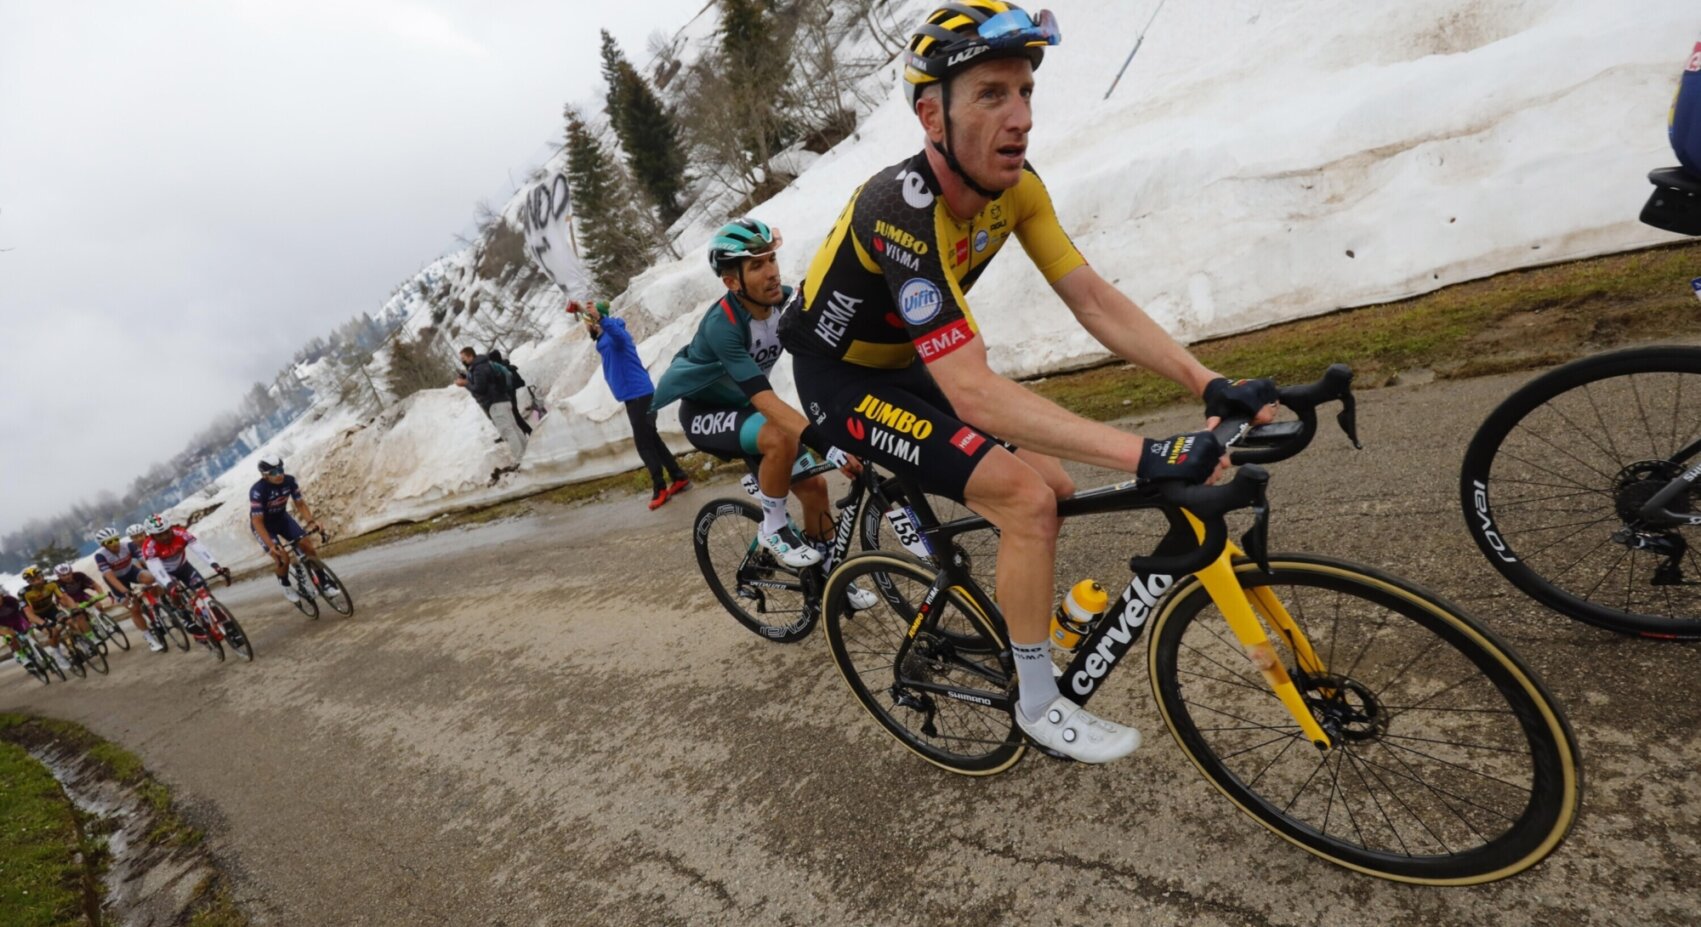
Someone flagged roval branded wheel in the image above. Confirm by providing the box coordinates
[1461,346,1701,638]
[307,558,354,617]
[822,551,1023,775]
[1148,555,1580,884]
[692,497,816,643]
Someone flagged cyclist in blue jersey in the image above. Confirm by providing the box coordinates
[1673,36,1701,174]
[251,454,335,604]
[654,219,870,581]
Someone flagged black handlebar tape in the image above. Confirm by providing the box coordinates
[1128,465,1270,576]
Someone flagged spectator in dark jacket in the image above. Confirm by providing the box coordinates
[457,347,528,465]
[487,349,534,436]
[571,300,688,510]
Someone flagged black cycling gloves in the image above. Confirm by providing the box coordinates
[1203,376,1277,421]
[1137,431,1224,484]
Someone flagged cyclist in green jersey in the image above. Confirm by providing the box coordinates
[654,219,871,585]
[779,2,1277,763]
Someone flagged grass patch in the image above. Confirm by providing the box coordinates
[0,714,201,848]
[186,876,248,927]
[0,739,84,926]
[1030,240,1701,421]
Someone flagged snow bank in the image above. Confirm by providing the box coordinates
[167,0,1697,568]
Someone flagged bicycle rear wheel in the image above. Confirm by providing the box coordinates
[822,552,1023,775]
[18,641,50,685]
[692,497,817,643]
[306,558,354,617]
[858,481,1000,597]
[291,565,321,619]
[159,606,192,651]
[1461,346,1701,638]
[1148,555,1580,884]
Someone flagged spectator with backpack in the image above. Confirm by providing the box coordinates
[457,346,528,465]
[571,299,689,510]
[487,348,542,436]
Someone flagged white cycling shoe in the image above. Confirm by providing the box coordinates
[845,583,879,611]
[1016,695,1140,763]
[759,525,822,569]
[281,586,301,604]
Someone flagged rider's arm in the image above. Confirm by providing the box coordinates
[748,390,810,441]
[1050,265,1219,398]
[145,555,170,582]
[99,568,129,596]
[927,338,1147,471]
[186,536,218,569]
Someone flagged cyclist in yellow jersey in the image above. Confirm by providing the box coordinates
[780,1,1277,763]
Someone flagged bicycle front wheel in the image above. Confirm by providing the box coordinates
[306,558,354,617]
[80,637,109,675]
[98,613,130,651]
[161,607,192,651]
[1461,346,1701,638]
[822,552,1022,775]
[1148,555,1580,884]
[208,600,252,662]
[692,497,816,643]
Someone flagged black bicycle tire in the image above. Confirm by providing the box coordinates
[44,640,67,682]
[822,551,1023,775]
[692,497,817,643]
[66,637,87,678]
[162,607,192,651]
[306,557,354,617]
[80,636,109,675]
[1461,345,1701,638]
[20,640,50,684]
[1148,555,1580,885]
[292,567,321,619]
[209,601,253,662]
[100,612,131,651]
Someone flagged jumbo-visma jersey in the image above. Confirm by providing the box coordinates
[779,152,1086,369]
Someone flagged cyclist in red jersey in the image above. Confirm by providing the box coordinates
[140,515,228,634]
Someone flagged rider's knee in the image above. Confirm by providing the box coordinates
[756,422,798,457]
[974,466,1058,542]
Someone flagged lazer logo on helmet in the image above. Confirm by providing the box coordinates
[853,394,934,439]
[1068,573,1174,697]
[948,45,990,67]
[899,278,943,325]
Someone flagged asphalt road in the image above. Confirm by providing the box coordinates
[4,366,1697,927]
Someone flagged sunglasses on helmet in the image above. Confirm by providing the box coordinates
[978,8,1060,49]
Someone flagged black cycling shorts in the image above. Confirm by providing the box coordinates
[677,398,765,472]
[792,354,1003,502]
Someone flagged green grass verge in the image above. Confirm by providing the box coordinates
[320,241,1701,554]
[1030,240,1701,420]
[0,739,84,927]
[0,714,200,848]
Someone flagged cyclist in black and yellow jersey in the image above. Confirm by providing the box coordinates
[18,565,83,669]
[779,1,1277,763]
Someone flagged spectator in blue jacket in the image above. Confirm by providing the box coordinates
[1674,37,1701,175]
[573,300,689,509]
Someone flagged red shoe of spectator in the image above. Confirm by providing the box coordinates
[648,488,670,511]
[666,477,691,496]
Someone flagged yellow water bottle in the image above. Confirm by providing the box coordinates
[1050,579,1109,651]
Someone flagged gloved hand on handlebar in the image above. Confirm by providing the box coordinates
[1203,376,1279,424]
[1137,431,1225,484]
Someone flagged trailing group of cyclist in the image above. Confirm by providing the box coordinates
[2,455,352,679]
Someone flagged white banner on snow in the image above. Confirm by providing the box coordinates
[521,172,591,300]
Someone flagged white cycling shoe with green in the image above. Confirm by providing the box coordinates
[759,524,822,569]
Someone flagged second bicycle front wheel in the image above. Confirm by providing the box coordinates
[822,552,1022,775]
[692,497,815,643]
[306,558,354,617]
[1148,555,1580,884]
[208,600,253,662]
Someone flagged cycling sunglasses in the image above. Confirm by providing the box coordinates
[978,8,1060,49]
[260,463,286,476]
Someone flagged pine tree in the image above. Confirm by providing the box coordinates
[600,31,688,225]
[716,0,794,185]
[565,112,660,297]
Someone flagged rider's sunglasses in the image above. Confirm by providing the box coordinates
[260,464,285,477]
[977,8,1060,48]
[101,538,120,547]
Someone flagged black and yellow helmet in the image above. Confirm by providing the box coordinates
[903,2,1060,111]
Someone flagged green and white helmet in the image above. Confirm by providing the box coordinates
[707,218,781,276]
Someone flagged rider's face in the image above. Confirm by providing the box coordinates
[926,57,1034,193]
[734,251,784,305]
[101,539,120,550]
[265,472,286,484]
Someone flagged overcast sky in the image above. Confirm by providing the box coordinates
[0,0,709,535]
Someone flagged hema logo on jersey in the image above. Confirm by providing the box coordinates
[899,278,943,325]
